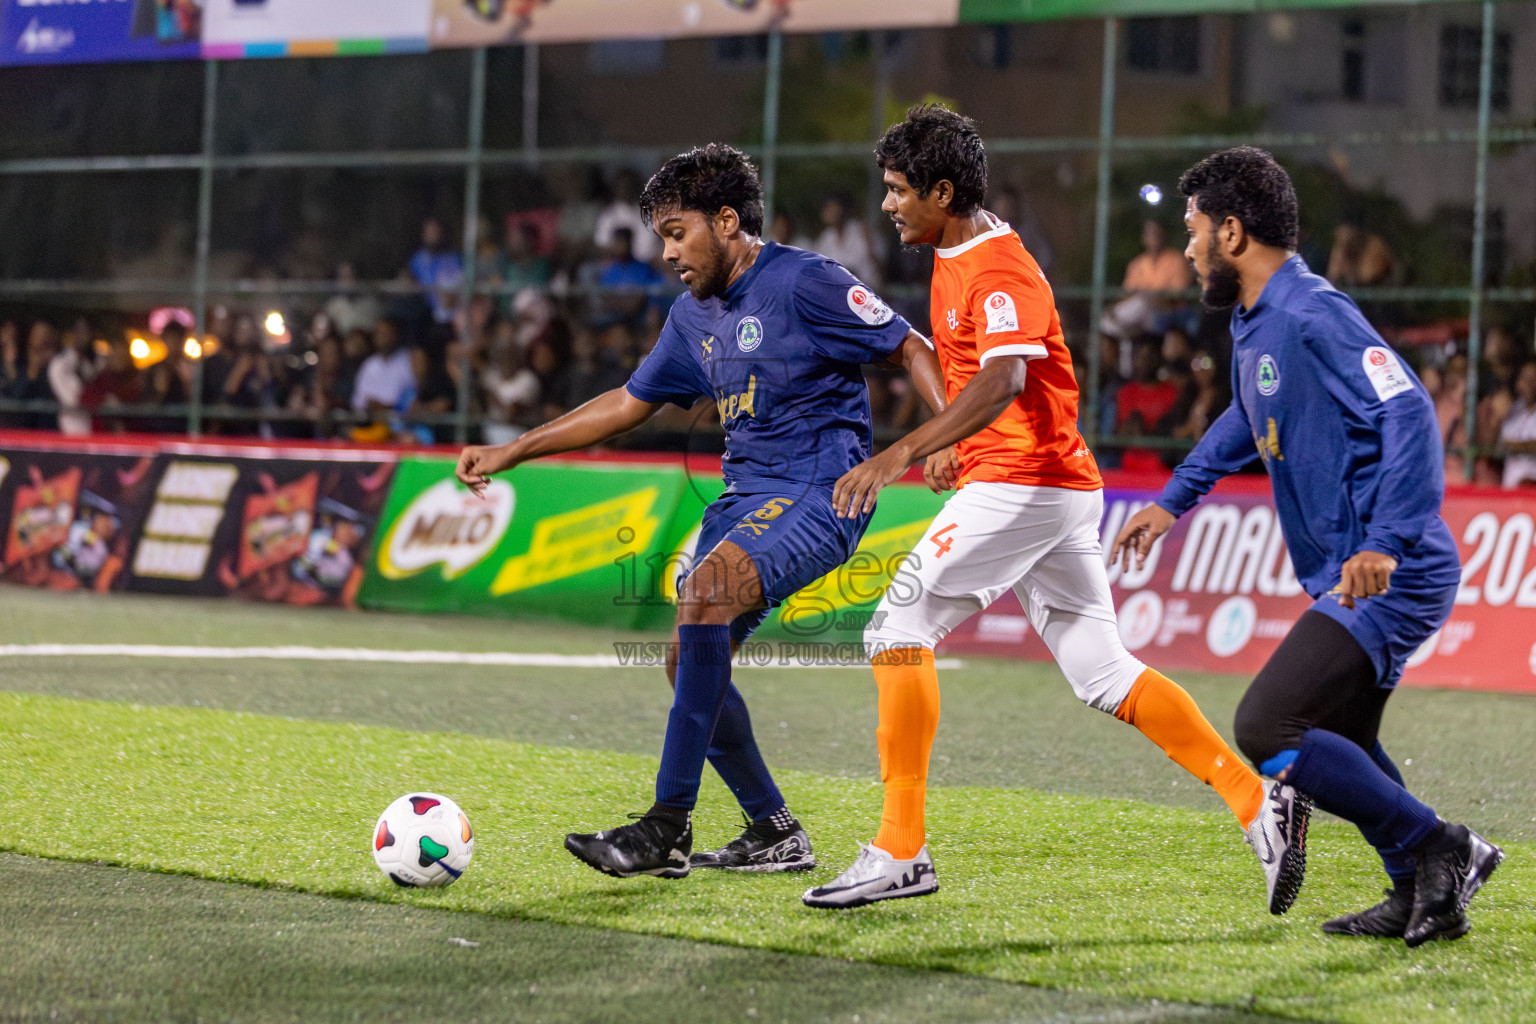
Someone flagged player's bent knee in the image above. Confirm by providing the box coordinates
[863,613,940,662]
[1065,656,1142,715]
[1232,688,1289,768]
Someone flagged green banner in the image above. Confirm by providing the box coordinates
[358,456,712,629]
[358,456,955,644]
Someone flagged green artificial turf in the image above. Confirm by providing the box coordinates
[4,588,1535,841]
[2,692,1531,1024]
[0,853,1279,1024]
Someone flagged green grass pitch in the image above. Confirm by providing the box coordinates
[1,588,1533,1023]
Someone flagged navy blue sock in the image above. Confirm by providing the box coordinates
[1369,742,1418,882]
[706,676,786,821]
[655,624,733,810]
[1288,728,1440,864]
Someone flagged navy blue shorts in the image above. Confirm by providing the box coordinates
[1310,572,1457,687]
[680,489,872,644]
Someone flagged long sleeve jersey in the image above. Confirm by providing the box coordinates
[1156,256,1460,599]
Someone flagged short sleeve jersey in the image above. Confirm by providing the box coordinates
[626,242,911,492]
[929,216,1102,490]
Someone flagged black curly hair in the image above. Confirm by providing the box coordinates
[874,104,988,217]
[1177,147,1299,250]
[639,143,765,237]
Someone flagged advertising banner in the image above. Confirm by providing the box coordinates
[428,0,957,49]
[938,482,1536,695]
[201,0,430,58]
[357,455,716,629]
[0,0,203,66]
[123,449,396,607]
[0,444,157,592]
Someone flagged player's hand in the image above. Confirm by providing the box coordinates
[1110,503,1176,572]
[923,446,960,494]
[832,447,910,519]
[1337,549,1397,609]
[455,444,517,498]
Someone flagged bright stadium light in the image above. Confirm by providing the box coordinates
[1139,184,1163,206]
[184,337,203,359]
[265,312,286,337]
[129,337,150,360]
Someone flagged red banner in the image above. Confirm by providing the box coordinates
[940,477,1536,695]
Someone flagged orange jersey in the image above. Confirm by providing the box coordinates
[929,216,1102,491]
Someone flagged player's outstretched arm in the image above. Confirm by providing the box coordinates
[456,387,662,497]
[832,355,1028,518]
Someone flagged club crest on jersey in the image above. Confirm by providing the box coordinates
[736,316,764,353]
[1257,354,1280,396]
[846,285,895,326]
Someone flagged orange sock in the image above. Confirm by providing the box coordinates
[870,647,940,859]
[1114,668,1265,827]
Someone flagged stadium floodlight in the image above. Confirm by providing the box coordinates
[265,312,286,337]
[1139,184,1163,206]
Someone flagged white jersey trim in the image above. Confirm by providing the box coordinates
[935,213,1013,259]
[980,343,1048,364]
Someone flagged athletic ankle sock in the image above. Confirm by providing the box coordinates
[1369,742,1417,881]
[1287,728,1441,862]
[646,801,691,828]
[764,805,796,832]
[870,646,940,860]
[655,624,733,810]
[705,676,787,821]
[1114,668,1265,827]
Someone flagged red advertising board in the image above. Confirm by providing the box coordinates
[940,476,1536,695]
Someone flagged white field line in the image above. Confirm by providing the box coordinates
[0,644,962,671]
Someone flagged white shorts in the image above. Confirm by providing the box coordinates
[866,481,1143,713]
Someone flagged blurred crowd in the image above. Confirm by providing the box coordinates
[3,181,1534,488]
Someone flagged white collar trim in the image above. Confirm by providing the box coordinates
[935,213,1012,259]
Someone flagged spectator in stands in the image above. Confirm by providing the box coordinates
[48,316,101,436]
[592,227,665,330]
[351,318,414,418]
[407,217,465,326]
[813,195,881,287]
[548,323,629,415]
[594,169,661,264]
[398,346,457,445]
[1171,351,1229,444]
[82,334,142,434]
[1326,222,1396,287]
[1473,326,1523,484]
[769,211,801,247]
[324,262,383,338]
[1103,219,1195,347]
[11,321,60,430]
[481,321,540,445]
[338,326,371,407]
[1437,355,1470,481]
[210,314,278,434]
[501,220,553,306]
[144,323,191,433]
[1115,340,1180,473]
[1499,361,1536,489]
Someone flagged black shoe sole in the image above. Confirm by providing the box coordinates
[564,835,691,879]
[1320,915,1409,938]
[1404,837,1503,948]
[1270,794,1312,915]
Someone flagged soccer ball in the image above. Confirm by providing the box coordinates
[372,792,474,888]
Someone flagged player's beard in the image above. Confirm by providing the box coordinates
[1200,237,1242,309]
[687,235,733,301]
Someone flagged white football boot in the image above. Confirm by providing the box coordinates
[1246,779,1311,914]
[801,843,938,909]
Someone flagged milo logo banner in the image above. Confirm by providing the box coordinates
[124,450,396,607]
[359,456,718,630]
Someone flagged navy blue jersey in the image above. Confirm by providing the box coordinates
[1158,256,1460,599]
[626,243,911,492]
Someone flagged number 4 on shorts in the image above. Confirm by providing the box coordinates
[929,523,958,559]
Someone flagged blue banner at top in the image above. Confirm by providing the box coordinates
[0,0,203,66]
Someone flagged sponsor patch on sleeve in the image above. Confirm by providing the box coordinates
[982,291,1019,335]
[1361,345,1414,402]
[846,285,895,326]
